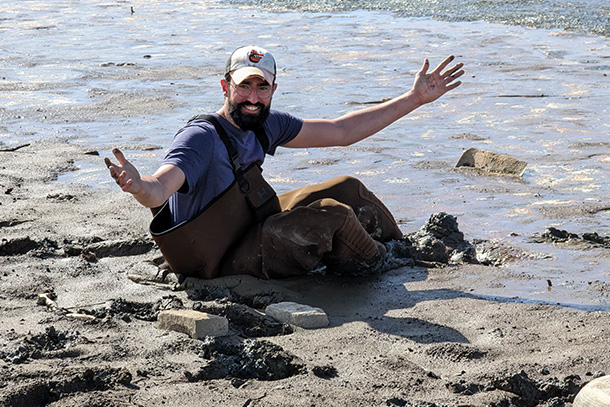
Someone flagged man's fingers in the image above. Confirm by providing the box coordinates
[112,147,128,165]
[419,58,430,74]
[432,55,455,74]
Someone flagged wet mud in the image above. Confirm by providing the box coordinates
[186,336,306,382]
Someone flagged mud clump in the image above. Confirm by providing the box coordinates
[425,342,487,362]
[185,336,306,382]
[1,367,132,407]
[405,212,477,265]
[535,227,610,248]
[1,326,80,364]
[63,237,155,260]
[82,295,184,322]
[446,370,584,406]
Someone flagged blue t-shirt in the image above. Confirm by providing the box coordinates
[162,111,303,225]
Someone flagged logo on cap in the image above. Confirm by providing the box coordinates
[248,50,264,63]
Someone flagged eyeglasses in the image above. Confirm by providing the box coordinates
[229,81,273,98]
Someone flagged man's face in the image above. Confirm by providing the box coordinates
[227,76,273,131]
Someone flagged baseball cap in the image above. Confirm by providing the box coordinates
[225,45,276,85]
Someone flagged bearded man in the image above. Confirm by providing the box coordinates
[105,45,464,280]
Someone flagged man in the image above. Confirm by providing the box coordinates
[105,45,464,280]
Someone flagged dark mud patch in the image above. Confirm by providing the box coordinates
[185,336,306,382]
[193,300,293,338]
[446,370,585,406]
[0,236,154,260]
[64,237,155,260]
[312,364,338,379]
[1,366,132,407]
[187,283,286,309]
[1,326,80,364]
[80,295,184,322]
[533,226,610,249]
[425,343,487,362]
[0,236,40,256]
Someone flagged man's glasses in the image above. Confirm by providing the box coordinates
[229,81,273,99]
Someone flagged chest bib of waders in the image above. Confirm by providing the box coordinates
[149,115,281,279]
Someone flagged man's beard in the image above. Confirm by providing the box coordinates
[228,100,271,131]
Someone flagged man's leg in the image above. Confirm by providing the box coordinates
[218,197,384,279]
[261,198,383,278]
[278,176,402,242]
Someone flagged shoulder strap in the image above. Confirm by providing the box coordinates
[188,114,251,192]
[188,114,270,154]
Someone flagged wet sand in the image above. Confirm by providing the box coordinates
[1,139,609,406]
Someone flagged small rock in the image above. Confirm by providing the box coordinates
[265,302,329,329]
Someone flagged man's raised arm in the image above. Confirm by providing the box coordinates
[284,55,464,149]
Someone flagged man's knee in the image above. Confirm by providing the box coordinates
[325,175,364,191]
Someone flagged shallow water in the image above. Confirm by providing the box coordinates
[1,0,609,308]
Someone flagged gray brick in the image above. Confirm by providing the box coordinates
[265,302,329,329]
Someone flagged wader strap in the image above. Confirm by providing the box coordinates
[150,115,281,278]
[187,114,268,193]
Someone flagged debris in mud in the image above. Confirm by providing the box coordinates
[0,236,40,256]
[63,237,155,259]
[534,227,610,249]
[2,366,132,407]
[312,364,338,379]
[81,295,184,322]
[425,342,487,362]
[443,370,585,407]
[1,326,80,364]
[193,300,293,338]
[472,239,536,266]
[185,336,306,382]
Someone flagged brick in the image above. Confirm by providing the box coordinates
[265,302,329,329]
[157,309,228,338]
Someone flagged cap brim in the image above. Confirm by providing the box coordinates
[231,67,274,85]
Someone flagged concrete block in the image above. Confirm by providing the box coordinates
[157,309,228,338]
[456,147,527,176]
[265,302,329,329]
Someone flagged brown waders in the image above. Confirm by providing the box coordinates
[221,175,403,279]
[150,115,402,279]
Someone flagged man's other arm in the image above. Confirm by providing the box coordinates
[283,56,464,149]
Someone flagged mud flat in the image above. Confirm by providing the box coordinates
[0,139,608,407]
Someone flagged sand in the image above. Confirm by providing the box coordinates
[0,138,608,407]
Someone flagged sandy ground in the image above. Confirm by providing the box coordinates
[0,138,609,407]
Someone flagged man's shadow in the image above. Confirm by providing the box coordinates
[182,265,470,344]
[182,263,610,345]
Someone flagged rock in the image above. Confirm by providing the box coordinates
[574,375,610,407]
[157,309,228,339]
[456,147,527,176]
[265,302,329,329]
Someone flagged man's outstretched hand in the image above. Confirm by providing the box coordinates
[104,148,142,195]
[412,55,464,106]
